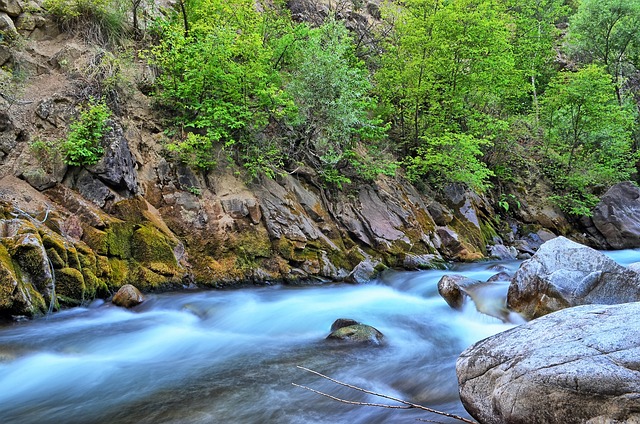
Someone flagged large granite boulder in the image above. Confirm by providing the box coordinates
[592,182,640,249]
[457,302,640,424]
[507,236,640,320]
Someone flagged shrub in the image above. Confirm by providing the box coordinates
[62,99,111,166]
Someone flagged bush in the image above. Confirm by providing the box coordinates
[62,99,111,166]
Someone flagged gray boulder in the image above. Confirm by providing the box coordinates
[592,181,640,249]
[457,302,640,424]
[507,236,640,320]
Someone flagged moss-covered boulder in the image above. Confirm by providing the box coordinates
[54,267,85,304]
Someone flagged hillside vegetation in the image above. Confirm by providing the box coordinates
[6,0,640,215]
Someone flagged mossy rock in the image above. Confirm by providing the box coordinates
[105,221,134,259]
[12,233,53,292]
[95,255,111,278]
[132,264,179,291]
[41,232,68,265]
[82,269,108,299]
[65,245,82,271]
[106,257,129,289]
[0,244,18,310]
[46,247,66,269]
[75,242,97,274]
[131,225,178,272]
[191,256,245,287]
[17,282,48,316]
[13,233,47,277]
[54,267,85,301]
[82,226,108,255]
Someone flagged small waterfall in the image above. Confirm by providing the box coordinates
[46,256,56,316]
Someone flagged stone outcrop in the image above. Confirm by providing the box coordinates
[507,236,640,320]
[457,303,640,424]
[592,181,640,249]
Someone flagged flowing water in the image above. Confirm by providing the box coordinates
[0,249,638,424]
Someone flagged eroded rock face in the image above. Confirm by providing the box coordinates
[507,236,640,320]
[457,303,640,424]
[112,284,144,308]
[592,181,640,249]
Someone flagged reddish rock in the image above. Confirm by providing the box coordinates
[112,284,144,308]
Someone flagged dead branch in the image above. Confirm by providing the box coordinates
[293,366,478,424]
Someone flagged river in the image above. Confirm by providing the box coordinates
[0,249,638,424]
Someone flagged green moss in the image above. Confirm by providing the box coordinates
[54,267,85,301]
[105,222,134,259]
[46,248,66,269]
[13,235,46,277]
[96,255,110,278]
[82,227,109,255]
[66,246,82,271]
[0,244,18,310]
[75,242,97,274]
[132,225,177,272]
[106,257,129,289]
[41,232,68,264]
[82,269,107,299]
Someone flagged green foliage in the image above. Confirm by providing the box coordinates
[406,132,495,193]
[44,0,129,46]
[166,133,216,171]
[62,100,111,166]
[498,194,521,213]
[280,18,390,185]
[540,65,637,215]
[149,0,292,174]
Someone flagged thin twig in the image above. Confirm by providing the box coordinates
[294,366,478,424]
[291,383,411,409]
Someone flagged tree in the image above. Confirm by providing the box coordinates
[569,0,640,104]
[541,65,637,215]
[508,0,568,123]
[149,0,290,172]
[375,0,519,191]
[281,19,389,186]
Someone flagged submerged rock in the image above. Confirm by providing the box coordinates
[507,236,640,320]
[326,319,384,345]
[112,284,144,308]
[457,302,640,424]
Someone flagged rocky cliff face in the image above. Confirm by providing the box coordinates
[0,0,605,319]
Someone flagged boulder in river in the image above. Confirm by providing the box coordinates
[326,318,384,345]
[592,181,640,249]
[457,302,640,424]
[438,275,513,322]
[507,236,640,320]
[112,284,144,308]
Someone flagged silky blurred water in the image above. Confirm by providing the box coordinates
[0,249,637,424]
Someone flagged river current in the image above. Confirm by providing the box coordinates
[1,249,638,424]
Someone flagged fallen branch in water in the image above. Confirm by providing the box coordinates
[293,365,478,424]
